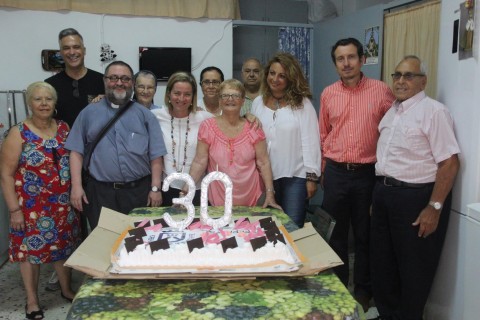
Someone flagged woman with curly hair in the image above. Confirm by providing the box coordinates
[251,52,321,227]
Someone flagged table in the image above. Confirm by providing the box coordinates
[67,207,365,320]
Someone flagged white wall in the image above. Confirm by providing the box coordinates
[434,0,480,212]
[0,7,233,116]
[425,1,480,319]
[0,6,232,263]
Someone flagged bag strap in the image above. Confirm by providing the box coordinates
[83,100,134,171]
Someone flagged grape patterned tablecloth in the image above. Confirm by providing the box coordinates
[66,207,365,320]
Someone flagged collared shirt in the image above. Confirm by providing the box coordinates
[319,74,395,171]
[152,107,213,190]
[252,96,321,179]
[376,91,460,183]
[240,95,253,116]
[45,69,104,128]
[65,99,167,182]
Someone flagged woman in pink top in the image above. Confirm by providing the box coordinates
[188,79,281,209]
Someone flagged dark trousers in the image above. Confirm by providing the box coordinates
[84,175,151,229]
[162,188,201,207]
[322,161,375,297]
[371,181,451,320]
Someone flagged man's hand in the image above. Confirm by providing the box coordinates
[412,206,440,238]
[147,191,162,207]
[306,180,318,199]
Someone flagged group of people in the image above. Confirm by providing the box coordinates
[320,38,460,320]
[0,27,460,320]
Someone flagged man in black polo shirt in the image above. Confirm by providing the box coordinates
[46,28,104,128]
[44,28,104,291]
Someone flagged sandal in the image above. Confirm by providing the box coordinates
[25,304,44,319]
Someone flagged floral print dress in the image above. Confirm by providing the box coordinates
[9,120,81,264]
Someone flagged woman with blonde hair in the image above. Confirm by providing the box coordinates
[152,72,213,205]
[188,79,281,209]
[0,81,80,319]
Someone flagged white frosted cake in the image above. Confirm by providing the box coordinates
[111,217,302,273]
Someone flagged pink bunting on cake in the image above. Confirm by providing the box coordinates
[136,218,150,228]
[201,232,221,244]
[145,223,163,232]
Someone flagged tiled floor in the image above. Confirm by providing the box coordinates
[0,261,84,320]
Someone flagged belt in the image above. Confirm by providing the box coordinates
[376,176,433,188]
[326,159,375,171]
[92,175,150,190]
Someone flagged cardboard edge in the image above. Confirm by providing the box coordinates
[67,210,344,280]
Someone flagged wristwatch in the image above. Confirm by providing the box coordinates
[429,201,442,210]
[151,186,160,192]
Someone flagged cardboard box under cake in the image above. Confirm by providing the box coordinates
[66,208,343,280]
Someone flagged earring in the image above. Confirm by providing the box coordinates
[54,109,58,116]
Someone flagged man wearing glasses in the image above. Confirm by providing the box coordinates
[66,61,166,231]
[45,28,104,128]
[198,66,224,116]
[240,58,262,116]
[371,55,460,320]
[319,37,395,312]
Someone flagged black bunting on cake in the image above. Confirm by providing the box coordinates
[220,237,238,253]
[152,218,167,227]
[250,236,267,251]
[149,238,170,253]
[187,237,204,253]
[128,227,147,238]
[259,217,273,229]
[266,229,286,244]
[124,236,143,253]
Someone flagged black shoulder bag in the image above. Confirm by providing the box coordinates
[81,101,133,186]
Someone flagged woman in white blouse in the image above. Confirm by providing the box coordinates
[251,53,321,227]
[152,72,212,206]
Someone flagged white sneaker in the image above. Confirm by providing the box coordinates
[45,271,60,291]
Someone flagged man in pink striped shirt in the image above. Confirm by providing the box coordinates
[371,55,460,320]
[319,37,395,312]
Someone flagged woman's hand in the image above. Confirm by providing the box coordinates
[262,192,283,211]
[10,210,25,231]
[244,113,262,129]
[90,94,104,103]
[71,185,88,211]
[306,180,318,199]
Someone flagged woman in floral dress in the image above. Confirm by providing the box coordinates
[0,81,80,319]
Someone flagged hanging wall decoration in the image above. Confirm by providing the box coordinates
[459,0,475,60]
[364,26,380,65]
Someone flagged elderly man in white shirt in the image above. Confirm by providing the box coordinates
[371,55,460,320]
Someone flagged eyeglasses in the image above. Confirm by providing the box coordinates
[219,93,242,101]
[201,80,221,87]
[104,75,132,83]
[72,80,79,98]
[391,72,425,81]
[136,85,155,92]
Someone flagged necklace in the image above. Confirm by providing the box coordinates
[272,95,284,110]
[171,114,190,172]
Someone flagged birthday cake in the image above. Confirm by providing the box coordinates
[111,216,302,273]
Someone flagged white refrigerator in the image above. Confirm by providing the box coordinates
[425,204,480,319]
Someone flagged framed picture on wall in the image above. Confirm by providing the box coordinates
[364,26,380,65]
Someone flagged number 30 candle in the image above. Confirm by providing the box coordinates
[162,172,196,230]
[200,171,233,229]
